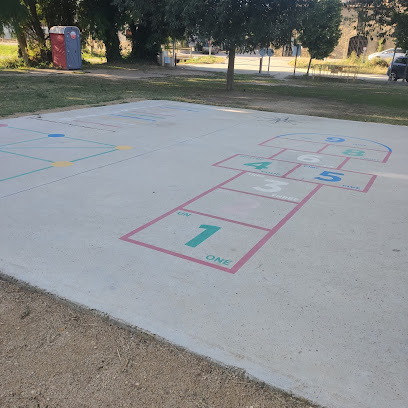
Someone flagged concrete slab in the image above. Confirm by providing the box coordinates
[0,101,407,408]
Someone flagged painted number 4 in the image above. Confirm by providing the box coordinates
[185,225,221,248]
[244,161,272,170]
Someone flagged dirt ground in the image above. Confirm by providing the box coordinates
[0,278,318,408]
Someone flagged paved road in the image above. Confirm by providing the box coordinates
[182,52,389,82]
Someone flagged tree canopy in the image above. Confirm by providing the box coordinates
[166,0,303,90]
[299,0,342,75]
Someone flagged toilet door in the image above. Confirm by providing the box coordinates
[64,27,82,69]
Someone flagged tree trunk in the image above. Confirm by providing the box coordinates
[226,47,236,91]
[306,56,312,76]
[16,31,29,65]
[24,0,49,62]
[104,30,121,62]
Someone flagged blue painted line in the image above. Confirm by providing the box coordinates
[276,132,392,152]
[0,166,52,182]
[0,136,48,148]
[160,106,199,112]
[71,149,117,162]
[0,149,54,162]
[112,114,156,122]
[48,133,65,137]
[63,136,116,147]
[6,126,49,135]
[132,114,166,119]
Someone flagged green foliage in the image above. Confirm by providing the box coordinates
[166,0,303,89]
[78,0,123,62]
[114,0,173,62]
[299,0,342,61]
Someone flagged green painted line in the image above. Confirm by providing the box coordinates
[0,149,54,162]
[0,136,48,148]
[71,149,117,162]
[0,166,52,182]
[64,136,116,147]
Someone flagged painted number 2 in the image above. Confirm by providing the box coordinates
[315,171,344,182]
[185,225,221,248]
[254,179,288,193]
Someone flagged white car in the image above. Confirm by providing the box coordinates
[368,48,405,61]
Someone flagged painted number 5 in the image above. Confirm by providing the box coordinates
[254,179,288,193]
[315,171,344,182]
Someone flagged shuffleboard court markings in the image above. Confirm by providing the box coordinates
[0,125,132,186]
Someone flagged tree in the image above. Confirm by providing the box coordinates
[166,0,302,91]
[114,0,177,62]
[78,0,123,62]
[0,0,30,64]
[299,0,342,75]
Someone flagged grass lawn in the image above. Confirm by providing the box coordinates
[0,71,407,126]
[290,57,390,75]
[0,43,18,59]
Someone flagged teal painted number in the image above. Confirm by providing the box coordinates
[243,161,272,170]
[342,149,365,157]
[185,225,221,248]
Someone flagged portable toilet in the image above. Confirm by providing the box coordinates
[50,26,82,70]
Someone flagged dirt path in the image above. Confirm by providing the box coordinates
[0,278,317,408]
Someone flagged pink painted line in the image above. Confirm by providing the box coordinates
[219,187,300,204]
[275,148,386,163]
[75,120,122,128]
[337,157,350,169]
[316,144,329,153]
[216,164,289,177]
[212,153,241,167]
[120,239,233,273]
[120,171,246,240]
[382,151,392,163]
[362,175,377,193]
[179,208,272,231]
[216,154,378,177]
[268,149,286,159]
[281,163,302,178]
[265,137,390,152]
[258,136,279,146]
[230,185,323,273]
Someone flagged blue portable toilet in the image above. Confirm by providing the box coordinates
[50,26,82,70]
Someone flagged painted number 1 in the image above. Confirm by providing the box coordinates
[185,225,221,248]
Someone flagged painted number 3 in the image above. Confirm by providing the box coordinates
[254,179,288,193]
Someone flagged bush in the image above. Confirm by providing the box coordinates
[0,57,25,69]
[369,57,390,68]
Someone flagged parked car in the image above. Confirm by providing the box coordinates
[368,48,405,61]
[387,56,408,81]
[202,43,219,54]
